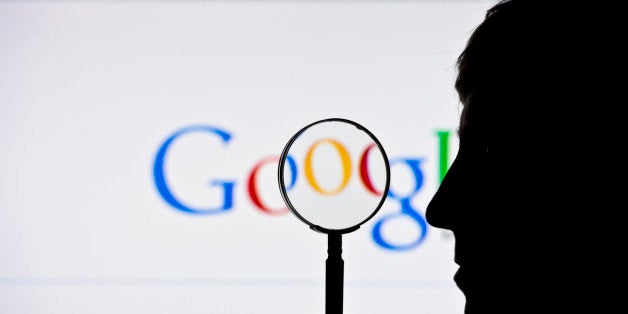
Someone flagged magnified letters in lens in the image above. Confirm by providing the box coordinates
[278,117,390,314]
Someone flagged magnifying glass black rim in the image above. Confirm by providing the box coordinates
[277,117,391,234]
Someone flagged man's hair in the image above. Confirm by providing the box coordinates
[454,0,558,142]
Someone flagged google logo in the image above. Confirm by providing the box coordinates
[153,124,452,251]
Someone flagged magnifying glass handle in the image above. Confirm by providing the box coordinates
[326,232,343,314]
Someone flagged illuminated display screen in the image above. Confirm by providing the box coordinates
[0,1,492,313]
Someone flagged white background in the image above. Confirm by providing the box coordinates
[0,1,493,313]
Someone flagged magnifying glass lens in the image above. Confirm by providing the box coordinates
[279,119,389,232]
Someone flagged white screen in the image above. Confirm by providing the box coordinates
[0,1,493,313]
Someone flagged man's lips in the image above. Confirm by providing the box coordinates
[453,267,466,293]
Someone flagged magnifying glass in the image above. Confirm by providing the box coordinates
[277,118,390,314]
